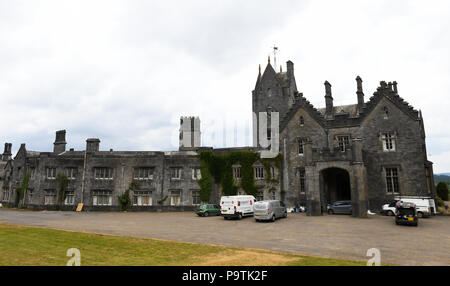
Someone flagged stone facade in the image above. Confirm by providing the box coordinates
[0,58,436,217]
[253,60,436,217]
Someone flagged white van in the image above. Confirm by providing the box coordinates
[220,195,255,220]
[382,196,437,217]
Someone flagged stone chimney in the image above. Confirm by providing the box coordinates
[393,81,398,94]
[356,76,365,114]
[2,143,12,161]
[86,138,100,152]
[324,81,334,118]
[286,60,294,77]
[53,130,67,154]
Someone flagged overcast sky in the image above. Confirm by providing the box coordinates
[1,0,449,173]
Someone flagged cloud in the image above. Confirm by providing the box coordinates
[0,0,449,172]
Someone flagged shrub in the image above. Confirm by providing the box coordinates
[435,196,445,207]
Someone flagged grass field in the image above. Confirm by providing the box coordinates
[0,223,367,266]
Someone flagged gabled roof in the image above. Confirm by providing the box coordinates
[279,81,420,132]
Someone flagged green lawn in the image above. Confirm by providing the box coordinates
[0,223,366,266]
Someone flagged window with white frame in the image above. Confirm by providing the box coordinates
[299,169,306,194]
[271,191,276,200]
[233,166,241,179]
[64,190,75,205]
[46,167,56,179]
[44,190,56,205]
[297,138,306,155]
[381,133,396,152]
[66,167,77,180]
[27,189,33,204]
[94,168,114,180]
[2,189,9,202]
[134,167,154,180]
[133,191,152,206]
[337,135,350,152]
[191,168,201,180]
[385,168,400,194]
[254,167,264,180]
[92,190,112,206]
[192,190,201,205]
[170,168,182,180]
[170,190,181,206]
[270,166,275,179]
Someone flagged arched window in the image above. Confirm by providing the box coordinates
[299,116,304,126]
[383,107,389,119]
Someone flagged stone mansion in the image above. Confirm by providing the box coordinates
[0,58,436,217]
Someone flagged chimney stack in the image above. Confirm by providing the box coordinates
[324,81,334,118]
[286,60,294,77]
[53,130,67,154]
[393,81,398,94]
[356,76,365,114]
[2,143,12,161]
[86,138,100,152]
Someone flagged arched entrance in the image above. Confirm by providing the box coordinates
[320,168,351,211]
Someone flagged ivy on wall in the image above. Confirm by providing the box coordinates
[17,171,31,202]
[197,150,282,201]
[56,173,69,205]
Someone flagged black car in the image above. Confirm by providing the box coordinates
[327,200,352,215]
[395,202,418,227]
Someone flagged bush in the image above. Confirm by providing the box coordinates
[436,182,449,201]
[435,196,445,207]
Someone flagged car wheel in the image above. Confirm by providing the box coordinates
[224,217,228,220]
[271,215,276,222]
[204,212,209,217]
[327,209,334,215]
[283,211,287,218]
[387,210,394,216]
[255,219,259,222]
[417,212,423,218]
[237,213,242,220]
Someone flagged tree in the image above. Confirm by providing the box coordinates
[436,182,449,201]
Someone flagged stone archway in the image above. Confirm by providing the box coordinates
[320,167,351,213]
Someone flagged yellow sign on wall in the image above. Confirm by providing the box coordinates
[76,203,84,212]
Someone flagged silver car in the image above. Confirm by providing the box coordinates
[254,200,287,222]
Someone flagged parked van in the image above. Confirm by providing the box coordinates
[220,195,255,220]
[382,196,437,218]
[254,200,287,222]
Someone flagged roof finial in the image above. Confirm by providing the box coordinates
[259,64,261,74]
[268,55,270,64]
[280,65,282,72]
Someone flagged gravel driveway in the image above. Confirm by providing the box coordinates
[1,209,449,266]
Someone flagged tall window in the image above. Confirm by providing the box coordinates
[134,167,154,180]
[94,168,113,180]
[382,133,396,152]
[66,168,77,180]
[2,189,10,202]
[65,191,75,205]
[233,167,241,179]
[192,190,201,205]
[299,169,306,194]
[270,166,275,179]
[337,136,350,152]
[385,168,400,194]
[133,191,152,206]
[191,168,201,180]
[297,138,306,155]
[46,167,56,179]
[170,168,182,180]
[267,128,271,141]
[44,190,56,205]
[92,190,112,206]
[170,190,181,206]
[254,167,264,180]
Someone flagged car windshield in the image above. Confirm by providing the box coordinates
[254,203,268,209]
[398,208,415,215]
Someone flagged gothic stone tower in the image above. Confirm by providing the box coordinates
[252,58,298,148]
